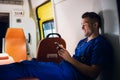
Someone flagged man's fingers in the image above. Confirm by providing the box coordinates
[55,42,65,50]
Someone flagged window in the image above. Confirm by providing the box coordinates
[36,0,55,39]
[43,20,56,38]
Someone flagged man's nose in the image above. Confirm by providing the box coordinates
[82,26,84,29]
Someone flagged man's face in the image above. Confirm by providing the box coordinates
[81,18,94,37]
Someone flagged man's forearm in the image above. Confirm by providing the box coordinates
[68,57,101,78]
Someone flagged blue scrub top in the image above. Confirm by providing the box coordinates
[73,35,112,66]
[62,35,112,80]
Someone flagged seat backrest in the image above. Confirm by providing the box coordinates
[5,28,27,62]
[36,33,66,63]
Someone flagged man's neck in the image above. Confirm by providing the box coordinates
[87,33,99,42]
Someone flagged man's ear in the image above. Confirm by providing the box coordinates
[93,22,99,28]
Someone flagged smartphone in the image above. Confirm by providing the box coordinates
[54,42,62,50]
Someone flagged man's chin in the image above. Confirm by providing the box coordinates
[85,34,91,37]
[84,34,89,37]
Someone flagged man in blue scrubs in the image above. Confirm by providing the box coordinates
[0,12,113,80]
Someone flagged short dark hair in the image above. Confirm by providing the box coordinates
[82,12,102,28]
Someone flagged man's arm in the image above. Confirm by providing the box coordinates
[68,57,101,78]
[58,45,101,78]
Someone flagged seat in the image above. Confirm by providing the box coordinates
[36,33,66,63]
[4,28,27,62]
[0,53,14,65]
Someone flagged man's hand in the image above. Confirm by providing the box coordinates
[55,42,72,62]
